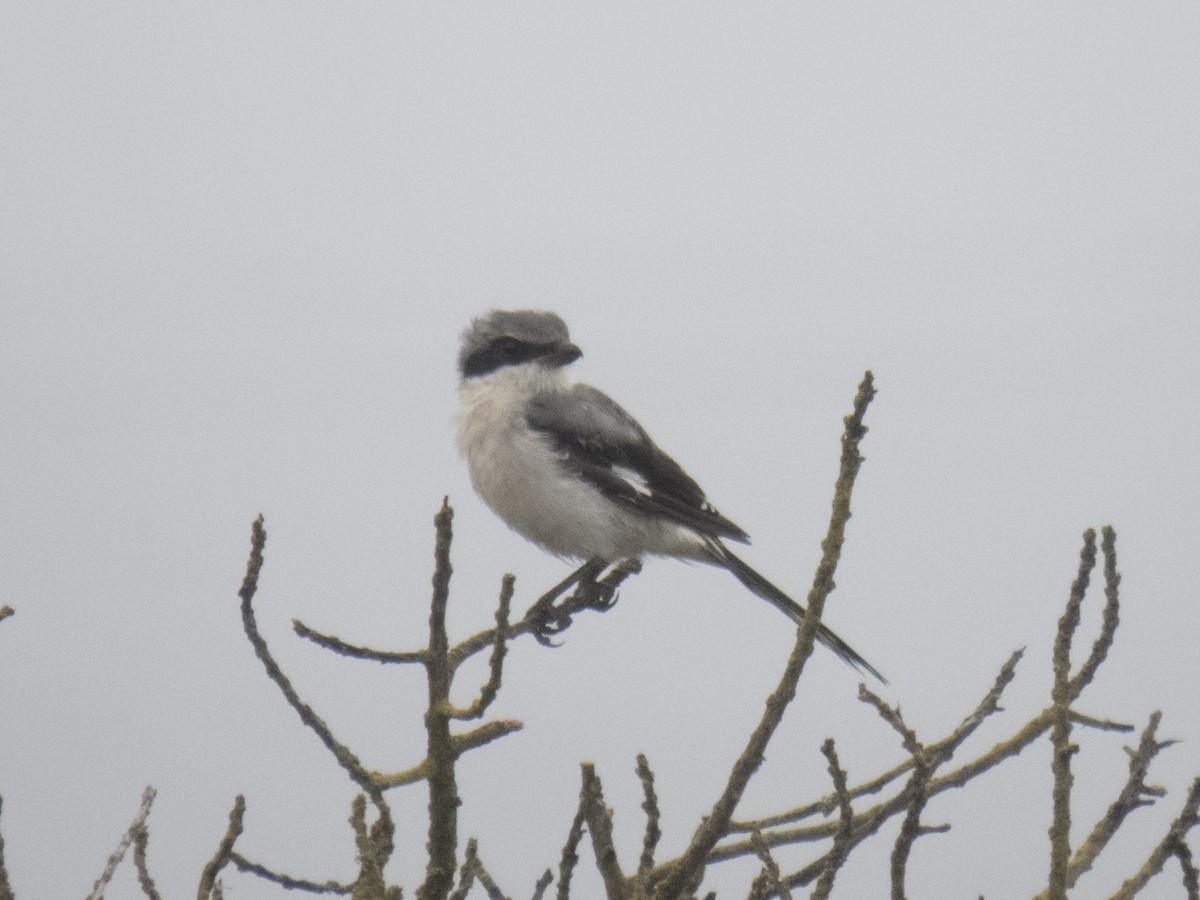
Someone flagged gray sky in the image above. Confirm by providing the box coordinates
[2,3,1199,897]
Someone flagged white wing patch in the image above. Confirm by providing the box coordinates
[612,465,653,497]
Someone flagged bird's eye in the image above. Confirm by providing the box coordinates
[494,336,523,355]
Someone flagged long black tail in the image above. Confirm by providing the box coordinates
[710,543,886,683]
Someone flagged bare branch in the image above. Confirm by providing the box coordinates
[858,687,934,900]
[636,753,662,875]
[451,838,509,900]
[1177,840,1199,899]
[450,560,642,668]
[197,795,245,900]
[86,785,157,900]
[1033,712,1170,899]
[731,758,909,834]
[0,797,14,900]
[293,618,426,664]
[1069,525,1120,701]
[449,718,525,756]
[747,827,793,900]
[0,606,12,624]
[1112,778,1200,899]
[239,521,385,788]
[939,649,1025,755]
[374,720,524,789]
[1069,711,1135,733]
[582,763,627,900]
[654,372,876,900]
[1048,529,1097,899]
[450,574,513,720]
[448,841,478,900]
[418,498,460,900]
[713,654,1044,875]
[811,739,854,900]
[858,686,920,758]
[532,868,554,900]
[230,851,352,894]
[556,780,589,900]
[890,761,933,899]
[471,843,510,900]
[735,648,1023,838]
[349,791,396,896]
[237,517,395,864]
[133,821,162,900]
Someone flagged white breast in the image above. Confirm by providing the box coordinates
[456,365,704,561]
[457,366,586,557]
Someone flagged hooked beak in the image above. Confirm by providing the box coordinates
[541,342,582,368]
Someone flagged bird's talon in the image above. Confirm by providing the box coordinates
[589,585,619,611]
[531,602,574,645]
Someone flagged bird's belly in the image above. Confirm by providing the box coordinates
[457,376,705,561]
[465,425,605,556]
[463,429,695,561]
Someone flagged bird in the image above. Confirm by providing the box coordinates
[456,308,883,682]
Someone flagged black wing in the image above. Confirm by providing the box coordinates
[526,384,750,543]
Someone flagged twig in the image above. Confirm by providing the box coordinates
[349,793,391,897]
[292,619,426,663]
[470,842,510,900]
[1069,711,1134,733]
[653,372,876,900]
[710,651,1037,875]
[451,838,510,900]
[582,763,626,900]
[1069,526,1120,702]
[811,739,854,900]
[0,606,12,624]
[86,785,157,900]
[731,757,908,833]
[418,499,461,900]
[1048,529,1097,899]
[780,708,1056,885]
[858,687,934,900]
[375,720,525,789]
[237,516,395,873]
[197,795,245,900]
[230,851,352,894]
[0,797,13,900]
[858,687,919,757]
[1177,841,1199,900]
[448,843,478,900]
[532,868,555,900]
[1032,712,1169,898]
[774,696,1154,893]
[134,821,162,900]
[636,754,662,875]
[450,574,513,720]
[748,828,792,900]
[1111,778,1200,899]
[557,781,589,900]
[238,519,386,796]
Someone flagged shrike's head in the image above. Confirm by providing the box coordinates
[459,309,583,379]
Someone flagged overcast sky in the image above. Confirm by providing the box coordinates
[2,4,1199,898]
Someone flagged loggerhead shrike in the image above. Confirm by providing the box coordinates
[456,309,883,682]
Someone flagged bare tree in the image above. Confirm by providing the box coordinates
[1,373,1196,898]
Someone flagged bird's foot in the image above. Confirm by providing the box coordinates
[525,558,642,646]
[530,601,574,647]
[528,567,609,645]
[576,576,620,611]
